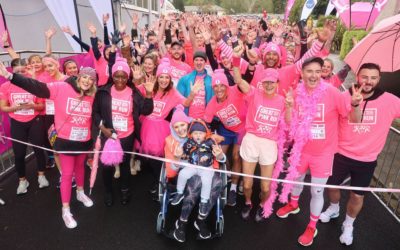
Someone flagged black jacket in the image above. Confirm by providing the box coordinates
[92,83,153,144]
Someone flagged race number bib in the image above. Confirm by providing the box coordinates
[112,116,128,132]
[310,124,326,140]
[15,108,34,116]
[69,127,89,141]
[45,99,55,115]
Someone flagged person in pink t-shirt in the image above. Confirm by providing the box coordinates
[203,69,247,207]
[232,45,293,222]
[0,63,97,230]
[319,63,400,246]
[0,58,48,195]
[166,41,192,87]
[276,57,362,247]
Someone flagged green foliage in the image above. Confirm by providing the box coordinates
[288,0,305,24]
[340,30,368,59]
[272,0,285,14]
[174,0,185,11]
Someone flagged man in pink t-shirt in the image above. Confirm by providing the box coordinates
[276,57,362,247]
[319,63,400,246]
[166,41,192,87]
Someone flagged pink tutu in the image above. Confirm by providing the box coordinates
[140,117,170,157]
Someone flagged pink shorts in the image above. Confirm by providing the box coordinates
[297,153,334,178]
[240,133,277,166]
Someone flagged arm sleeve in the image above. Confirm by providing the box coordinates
[71,35,90,52]
[10,74,50,98]
[165,29,172,45]
[90,37,102,61]
[294,41,323,73]
[205,43,218,71]
[104,25,110,46]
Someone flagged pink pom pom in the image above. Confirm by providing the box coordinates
[100,138,124,166]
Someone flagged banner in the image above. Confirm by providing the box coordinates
[0,4,12,49]
[44,0,81,52]
[300,0,318,20]
[331,0,389,29]
[285,0,296,21]
[87,0,114,36]
[325,1,336,16]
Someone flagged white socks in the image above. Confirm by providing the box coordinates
[344,214,356,226]
[230,183,237,192]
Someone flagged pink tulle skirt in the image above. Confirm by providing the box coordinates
[140,117,171,157]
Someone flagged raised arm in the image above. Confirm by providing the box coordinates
[1,31,19,59]
[103,13,111,46]
[62,26,91,52]
[45,27,57,55]
[88,23,102,60]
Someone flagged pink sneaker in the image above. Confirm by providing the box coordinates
[276,203,300,218]
[298,226,318,246]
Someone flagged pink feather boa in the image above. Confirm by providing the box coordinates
[262,81,328,217]
[100,138,124,166]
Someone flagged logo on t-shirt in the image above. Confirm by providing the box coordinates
[254,106,280,134]
[66,98,92,117]
[152,101,166,117]
[112,98,130,116]
[216,104,241,127]
[349,108,377,134]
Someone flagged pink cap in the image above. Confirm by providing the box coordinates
[211,69,229,87]
[260,68,279,83]
[112,58,130,76]
[263,42,281,60]
[171,104,191,125]
[156,63,172,77]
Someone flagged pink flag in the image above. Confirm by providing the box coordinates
[285,0,296,21]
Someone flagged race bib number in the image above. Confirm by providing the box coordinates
[45,99,55,115]
[311,124,326,140]
[15,108,34,116]
[69,127,88,141]
[112,116,128,132]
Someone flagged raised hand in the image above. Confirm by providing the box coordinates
[103,13,110,25]
[45,27,57,39]
[212,144,223,159]
[144,74,156,94]
[351,82,364,107]
[283,87,294,108]
[174,146,183,158]
[190,79,204,95]
[131,64,143,80]
[199,25,211,43]
[122,34,131,47]
[132,13,139,26]
[110,30,121,45]
[61,26,73,36]
[233,41,244,58]
[87,23,97,36]
[119,23,127,34]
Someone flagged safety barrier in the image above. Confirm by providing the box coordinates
[372,126,400,220]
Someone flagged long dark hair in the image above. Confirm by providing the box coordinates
[153,77,173,98]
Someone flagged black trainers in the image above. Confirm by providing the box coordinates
[171,193,184,206]
[227,190,237,206]
[121,190,131,205]
[46,158,55,169]
[241,203,252,220]
[255,206,266,222]
[198,202,208,216]
[194,218,211,239]
[173,219,187,243]
[104,191,113,207]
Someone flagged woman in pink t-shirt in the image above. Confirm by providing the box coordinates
[232,48,292,222]
[203,69,247,206]
[0,63,97,229]
[0,58,48,195]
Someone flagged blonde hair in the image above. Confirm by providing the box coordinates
[76,76,97,97]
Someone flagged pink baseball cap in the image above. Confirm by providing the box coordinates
[260,68,279,83]
[211,69,229,87]
[263,42,282,60]
[156,63,172,77]
[112,58,130,76]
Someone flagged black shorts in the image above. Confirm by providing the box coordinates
[327,153,377,195]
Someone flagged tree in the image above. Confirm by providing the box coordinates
[174,0,185,11]
[288,0,306,23]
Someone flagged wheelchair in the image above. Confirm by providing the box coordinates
[156,162,228,237]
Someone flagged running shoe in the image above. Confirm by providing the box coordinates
[298,226,318,246]
[46,158,55,169]
[38,175,49,189]
[241,203,252,220]
[171,193,184,206]
[173,220,187,242]
[194,218,211,239]
[16,180,29,195]
[339,224,354,246]
[198,202,208,217]
[62,208,77,229]
[319,205,340,223]
[276,203,300,218]
[227,190,237,206]
[254,206,266,222]
[76,190,94,207]
[237,184,244,196]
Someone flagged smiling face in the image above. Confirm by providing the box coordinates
[301,62,322,90]
[78,75,95,91]
[264,51,279,68]
[213,84,227,101]
[29,56,43,73]
[357,68,380,95]
[113,71,128,91]
[321,60,333,78]
[170,44,183,60]
[173,121,189,138]
[158,74,171,90]
[43,61,58,77]
[194,57,206,72]
[64,61,78,76]
[143,58,156,74]
[262,81,278,96]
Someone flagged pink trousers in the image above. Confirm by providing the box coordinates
[59,154,86,204]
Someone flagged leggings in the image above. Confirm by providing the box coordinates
[102,133,134,192]
[180,174,223,221]
[10,117,46,178]
[59,153,86,204]
[43,115,54,157]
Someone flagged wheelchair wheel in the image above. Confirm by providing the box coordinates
[158,163,167,203]
[156,212,165,234]
[215,215,224,236]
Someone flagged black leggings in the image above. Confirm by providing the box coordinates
[101,133,134,192]
[10,117,46,178]
[43,115,54,157]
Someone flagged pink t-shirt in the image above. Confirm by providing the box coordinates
[338,92,400,162]
[204,86,247,133]
[168,57,192,87]
[188,74,206,119]
[37,73,68,115]
[138,85,185,120]
[89,48,109,86]
[47,82,94,141]
[0,82,43,122]
[325,74,342,89]
[244,86,285,140]
[111,86,134,138]
[301,83,350,156]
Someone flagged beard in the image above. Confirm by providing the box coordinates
[357,84,376,94]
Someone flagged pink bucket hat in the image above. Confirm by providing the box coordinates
[156,63,172,77]
[171,104,191,125]
[260,68,279,83]
[211,69,229,87]
[112,58,130,76]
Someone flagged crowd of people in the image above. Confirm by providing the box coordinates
[0,12,399,247]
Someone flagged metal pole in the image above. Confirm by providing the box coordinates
[73,0,83,52]
[365,0,377,30]
[349,0,352,30]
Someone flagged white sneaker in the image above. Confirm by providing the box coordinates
[320,205,340,223]
[38,175,49,189]
[130,164,137,176]
[76,190,94,207]
[16,180,29,195]
[62,208,77,229]
[339,223,354,246]
[114,165,120,179]
[134,160,141,172]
